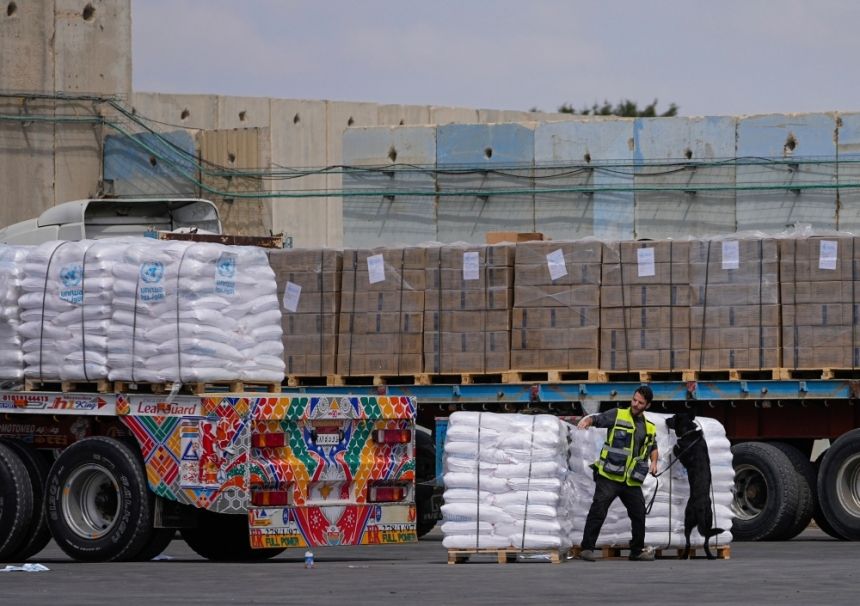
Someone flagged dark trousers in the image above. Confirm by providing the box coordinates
[580,474,646,554]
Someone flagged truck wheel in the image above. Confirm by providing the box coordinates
[46,437,155,561]
[181,509,285,561]
[1,440,53,561]
[133,528,176,561]
[730,442,801,541]
[415,429,440,539]
[812,455,846,539]
[769,442,814,540]
[0,442,34,561]
[817,429,860,540]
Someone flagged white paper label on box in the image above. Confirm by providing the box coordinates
[637,247,656,277]
[721,240,740,270]
[463,251,480,281]
[283,281,302,312]
[367,254,386,284]
[546,249,568,281]
[819,240,838,270]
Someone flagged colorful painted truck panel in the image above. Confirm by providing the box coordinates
[119,393,418,548]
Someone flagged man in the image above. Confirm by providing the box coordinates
[576,385,658,562]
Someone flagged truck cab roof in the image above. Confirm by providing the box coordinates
[0,198,222,244]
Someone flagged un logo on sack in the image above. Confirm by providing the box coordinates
[60,264,83,287]
[216,253,236,278]
[140,261,165,283]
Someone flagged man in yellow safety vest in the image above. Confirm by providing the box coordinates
[576,385,659,562]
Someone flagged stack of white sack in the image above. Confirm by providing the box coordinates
[0,245,30,381]
[107,239,285,383]
[566,411,734,549]
[441,411,573,551]
[19,240,124,381]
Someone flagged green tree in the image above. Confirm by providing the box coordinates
[556,99,679,117]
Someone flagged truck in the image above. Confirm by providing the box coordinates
[1,199,858,562]
[0,198,420,562]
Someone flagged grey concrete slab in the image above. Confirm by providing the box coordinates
[634,116,737,238]
[0,0,55,91]
[836,112,860,232]
[437,123,534,243]
[736,113,838,232]
[342,126,437,247]
[534,119,635,240]
[103,130,199,197]
[131,93,220,131]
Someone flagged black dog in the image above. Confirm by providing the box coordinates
[665,412,725,559]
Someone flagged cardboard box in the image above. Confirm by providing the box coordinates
[694,348,780,369]
[600,348,690,371]
[424,310,511,332]
[601,307,691,329]
[424,288,512,311]
[515,240,603,265]
[691,326,780,350]
[601,285,691,308]
[515,262,601,287]
[337,353,423,375]
[515,284,600,308]
[513,327,598,351]
[601,328,690,352]
[284,354,336,376]
[337,333,422,355]
[283,313,338,336]
[512,307,600,329]
[424,352,510,373]
[690,305,780,328]
[339,312,423,335]
[340,291,424,313]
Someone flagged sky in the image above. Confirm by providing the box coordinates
[132,0,860,118]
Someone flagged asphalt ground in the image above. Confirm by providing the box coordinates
[1,527,855,606]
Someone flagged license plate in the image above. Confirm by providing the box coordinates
[315,433,340,446]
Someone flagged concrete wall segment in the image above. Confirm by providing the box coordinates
[835,112,860,231]
[342,126,436,247]
[54,0,132,98]
[534,119,635,239]
[736,113,838,231]
[131,92,219,130]
[0,0,55,91]
[103,129,199,196]
[633,116,737,238]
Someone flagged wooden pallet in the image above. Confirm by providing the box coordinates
[779,368,860,380]
[23,379,111,393]
[447,548,564,565]
[683,369,782,381]
[570,545,730,560]
[113,380,281,395]
[285,375,332,387]
[502,369,602,384]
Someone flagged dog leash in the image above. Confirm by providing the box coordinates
[645,430,704,515]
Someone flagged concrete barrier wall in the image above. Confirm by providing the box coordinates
[534,118,634,240]
[437,123,535,242]
[342,126,437,248]
[736,113,838,232]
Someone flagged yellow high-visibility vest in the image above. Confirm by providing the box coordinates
[596,407,656,486]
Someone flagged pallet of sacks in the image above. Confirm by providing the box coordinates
[565,411,734,552]
[14,238,284,386]
[441,412,573,553]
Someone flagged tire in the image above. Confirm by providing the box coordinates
[415,429,440,539]
[0,442,34,561]
[1,440,53,561]
[46,436,155,562]
[817,428,860,540]
[133,528,175,561]
[769,442,814,540]
[181,509,285,561]
[812,455,847,540]
[730,442,801,541]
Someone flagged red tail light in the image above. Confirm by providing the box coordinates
[374,429,412,444]
[251,489,292,507]
[368,483,407,503]
[251,433,287,448]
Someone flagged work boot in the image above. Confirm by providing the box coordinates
[579,549,597,562]
[629,550,655,561]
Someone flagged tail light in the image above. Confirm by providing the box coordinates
[251,433,287,448]
[251,489,292,507]
[374,429,412,444]
[368,482,407,503]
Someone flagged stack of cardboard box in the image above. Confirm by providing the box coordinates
[780,235,859,369]
[337,247,426,375]
[689,238,780,370]
[269,249,342,377]
[423,244,513,373]
[511,240,602,370]
[600,241,690,371]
